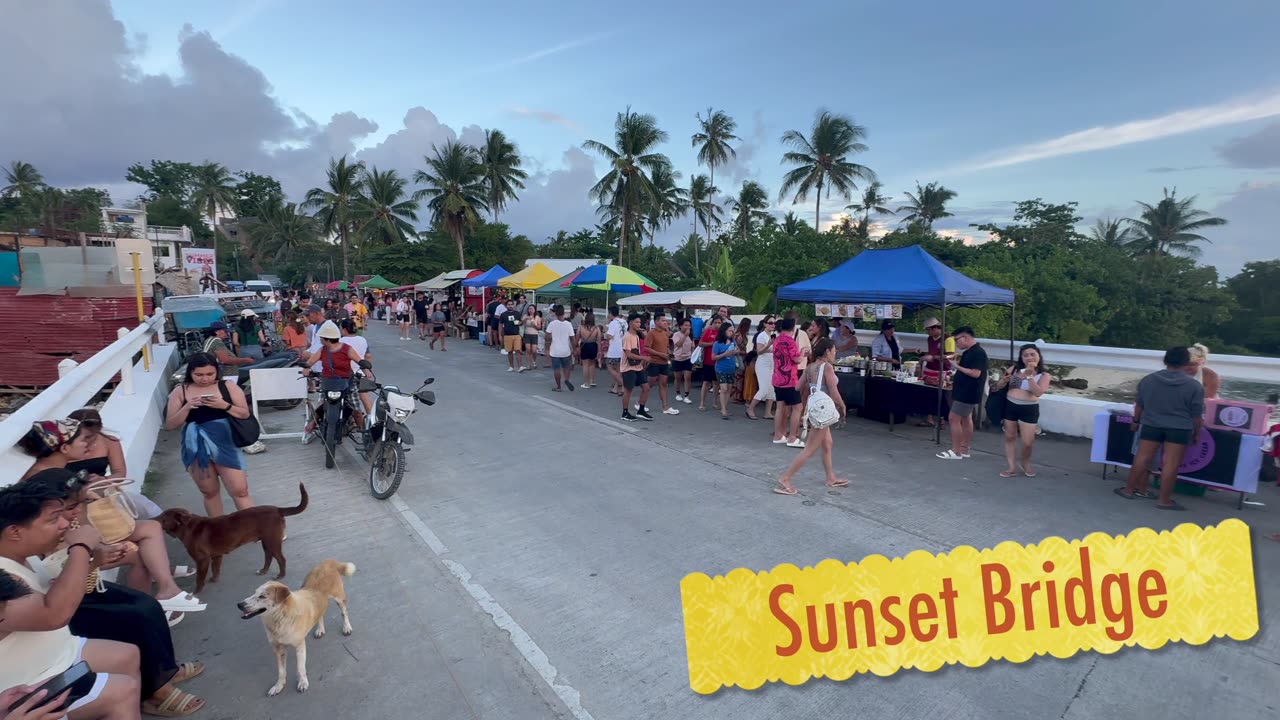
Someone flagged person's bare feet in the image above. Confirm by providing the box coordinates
[999,468,1018,478]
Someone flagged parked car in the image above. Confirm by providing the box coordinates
[225,280,246,292]
[245,280,274,298]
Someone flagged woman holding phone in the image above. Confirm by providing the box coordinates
[165,352,256,517]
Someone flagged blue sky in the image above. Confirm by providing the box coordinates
[9,0,1280,274]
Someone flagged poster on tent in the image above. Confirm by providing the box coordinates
[466,286,483,297]
[181,248,216,278]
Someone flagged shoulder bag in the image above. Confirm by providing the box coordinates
[82,477,137,544]
[220,380,262,447]
[805,363,841,429]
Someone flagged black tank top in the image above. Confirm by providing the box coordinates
[65,456,110,476]
[183,382,232,424]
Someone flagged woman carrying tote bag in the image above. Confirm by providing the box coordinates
[774,338,849,495]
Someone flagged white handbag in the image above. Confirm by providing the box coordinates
[690,346,705,366]
[806,363,841,429]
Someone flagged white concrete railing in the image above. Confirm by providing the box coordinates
[0,310,175,487]
[849,329,1278,382]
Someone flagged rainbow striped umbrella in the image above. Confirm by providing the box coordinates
[569,264,660,294]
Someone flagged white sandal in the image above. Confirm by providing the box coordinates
[936,450,964,460]
[172,565,195,579]
[158,592,207,613]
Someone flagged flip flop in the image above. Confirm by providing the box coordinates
[1156,501,1187,511]
[167,612,184,628]
[773,486,798,496]
[172,566,195,579]
[1023,471,1038,478]
[999,470,1018,478]
[1113,487,1136,499]
[171,662,205,684]
[826,479,849,488]
[158,592,207,614]
[142,688,204,717]
[936,450,964,460]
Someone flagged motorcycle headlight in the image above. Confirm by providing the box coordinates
[326,391,343,400]
[392,408,412,421]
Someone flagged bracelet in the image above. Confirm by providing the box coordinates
[68,542,94,557]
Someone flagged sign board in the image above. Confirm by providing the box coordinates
[815,304,900,320]
[113,237,155,285]
[1090,412,1262,494]
[181,248,217,278]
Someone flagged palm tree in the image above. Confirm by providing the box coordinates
[414,140,488,268]
[2,161,44,199]
[304,155,366,279]
[243,197,316,269]
[1124,188,1227,259]
[781,211,807,236]
[583,108,671,265]
[779,110,875,229]
[727,180,770,244]
[643,164,687,247]
[1088,218,1135,249]
[691,108,739,244]
[480,129,528,222]
[352,167,420,248]
[896,181,956,230]
[846,181,895,239]
[190,162,238,265]
[687,174,722,272]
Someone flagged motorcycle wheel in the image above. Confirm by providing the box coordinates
[368,441,404,499]
[271,398,303,410]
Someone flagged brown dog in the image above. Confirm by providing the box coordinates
[237,560,356,696]
[159,483,308,592]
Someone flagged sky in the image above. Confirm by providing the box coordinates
[3,0,1278,275]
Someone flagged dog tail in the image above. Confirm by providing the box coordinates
[338,562,356,577]
[281,483,309,517]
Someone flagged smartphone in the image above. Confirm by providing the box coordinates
[7,661,96,714]
[199,394,216,400]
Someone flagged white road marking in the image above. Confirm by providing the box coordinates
[401,350,430,360]
[531,395,643,435]
[386,496,595,720]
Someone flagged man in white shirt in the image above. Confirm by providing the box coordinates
[303,305,326,374]
[544,305,577,392]
[604,305,626,395]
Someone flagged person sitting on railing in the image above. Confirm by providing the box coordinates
[15,420,205,618]
[1187,343,1220,399]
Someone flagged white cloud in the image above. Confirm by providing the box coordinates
[506,107,585,135]
[953,88,1280,173]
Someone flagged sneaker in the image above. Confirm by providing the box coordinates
[637,408,654,421]
[675,393,684,402]
[682,396,693,404]
[786,439,806,448]
[518,367,527,373]
[663,407,680,415]
[507,367,514,372]
[622,411,637,423]
[243,440,267,454]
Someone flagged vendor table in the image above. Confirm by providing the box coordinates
[1088,411,1263,506]
[836,373,950,430]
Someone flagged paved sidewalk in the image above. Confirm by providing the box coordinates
[146,420,571,720]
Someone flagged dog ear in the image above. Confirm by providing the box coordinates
[266,583,291,605]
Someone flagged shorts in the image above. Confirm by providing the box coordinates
[672,359,693,373]
[775,385,802,406]
[1140,425,1192,445]
[551,355,572,370]
[716,372,736,385]
[580,342,599,361]
[503,335,522,352]
[1004,401,1040,425]
[397,313,409,323]
[951,400,977,417]
[523,334,539,348]
[699,364,718,383]
[606,357,621,367]
[623,369,648,389]
[416,315,428,325]
[434,325,445,333]
[488,317,499,329]
[66,636,112,713]
[647,363,670,378]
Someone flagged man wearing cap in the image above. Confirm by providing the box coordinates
[233,309,267,361]
[918,317,955,427]
[202,321,255,368]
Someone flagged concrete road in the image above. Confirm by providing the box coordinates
[355,319,1278,720]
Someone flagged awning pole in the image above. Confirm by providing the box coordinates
[935,303,946,445]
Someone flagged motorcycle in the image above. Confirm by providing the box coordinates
[313,365,367,471]
[354,372,435,499]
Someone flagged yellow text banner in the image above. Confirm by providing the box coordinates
[680,520,1257,694]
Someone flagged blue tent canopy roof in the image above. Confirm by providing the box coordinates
[461,264,511,288]
[777,245,1015,306]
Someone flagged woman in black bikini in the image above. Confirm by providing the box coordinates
[577,313,601,388]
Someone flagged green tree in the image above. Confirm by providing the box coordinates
[691,108,738,253]
[243,196,316,271]
[1088,217,1135,249]
[414,140,488,269]
[352,167,420,249]
[781,211,807,236]
[538,228,614,259]
[727,180,769,244]
[1221,260,1280,355]
[643,164,687,247]
[845,181,894,239]
[480,129,528,222]
[1125,188,1227,259]
[584,108,671,266]
[126,160,199,203]
[234,172,284,218]
[2,161,44,199]
[304,155,366,280]
[190,162,238,263]
[687,174,721,272]
[974,199,1083,248]
[897,181,956,230]
[779,110,875,230]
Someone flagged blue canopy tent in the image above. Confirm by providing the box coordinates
[461,265,512,344]
[779,245,1017,442]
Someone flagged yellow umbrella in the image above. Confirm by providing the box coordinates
[498,262,562,290]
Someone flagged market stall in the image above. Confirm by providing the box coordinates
[1089,410,1263,507]
[357,275,398,290]
[498,262,561,292]
[615,289,745,309]
[461,265,511,333]
[568,264,659,310]
[778,245,1016,441]
[535,267,610,306]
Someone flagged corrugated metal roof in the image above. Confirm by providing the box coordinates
[0,288,154,387]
